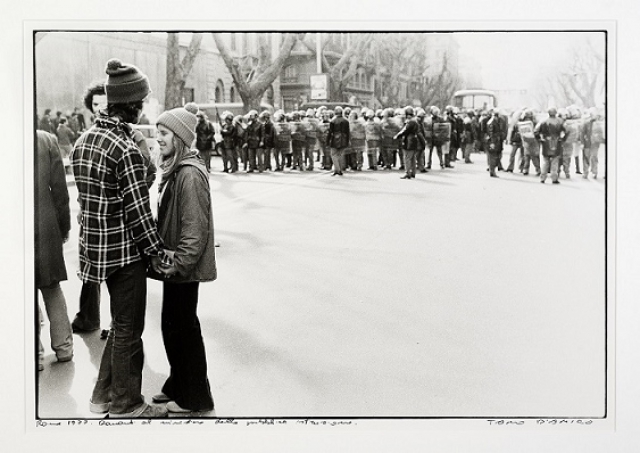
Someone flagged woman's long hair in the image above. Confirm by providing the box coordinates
[159,135,199,190]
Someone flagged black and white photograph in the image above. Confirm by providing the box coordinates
[5,0,640,450]
[31,27,610,420]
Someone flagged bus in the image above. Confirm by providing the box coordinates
[452,90,497,112]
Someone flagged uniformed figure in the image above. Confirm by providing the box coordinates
[506,109,525,173]
[244,110,264,172]
[317,111,332,170]
[395,106,424,179]
[442,105,455,168]
[486,108,505,178]
[559,106,582,178]
[364,109,382,170]
[415,108,429,172]
[537,107,566,184]
[462,109,475,164]
[428,106,447,169]
[393,108,406,169]
[261,111,276,171]
[273,111,292,171]
[234,115,248,171]
[381,109,400,170]
[349,111,366,171]
[326,106,350,176]
[220,111,238,173]
[303,109,318,171]
[290,112,305,170]
[581,107,604,179]
[518,109,541,176]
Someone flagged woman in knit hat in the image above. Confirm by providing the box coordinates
[148,103,217,416]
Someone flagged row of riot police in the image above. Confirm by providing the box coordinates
[508,105,605,183]
[202,103,604,183]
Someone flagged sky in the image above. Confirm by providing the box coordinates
[455,31,606,91]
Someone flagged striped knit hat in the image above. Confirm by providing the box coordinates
[156,103,199,147]
[104,58,151,104]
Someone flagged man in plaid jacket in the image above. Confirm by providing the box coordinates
[71,58,167,418]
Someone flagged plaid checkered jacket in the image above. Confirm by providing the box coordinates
[71,116,162,283]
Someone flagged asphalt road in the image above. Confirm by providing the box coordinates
[38,148,607,419]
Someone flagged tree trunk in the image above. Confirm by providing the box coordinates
[212,33,299,112]
[165,33,203,110]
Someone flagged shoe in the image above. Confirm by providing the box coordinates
[576,171,583,175]
[38,363,44,371]
[338,172,344,176]
[465,160,473,164]
[400,175,411,179]
[399,166,405,170]
[152,393,171,403]
[109,403,168,419]
[90,399,110,414]
[490,173,498,178]
[331,172,339,176]
[523,172,529,175]
[540,180,545,183]
[506,169,513,173]
[247,169,254,173]
[552,180,560,184]
[420,169,428,173]
[100,329,109,340]
[57,354,73,363]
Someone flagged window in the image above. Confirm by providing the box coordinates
[215,80,224,103]
[230,86,235,102]
[283,65,298,83]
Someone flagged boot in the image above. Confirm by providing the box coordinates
[575,156,582,174]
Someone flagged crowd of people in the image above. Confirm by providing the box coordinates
[35,56,605,420]
[193,102,605,184]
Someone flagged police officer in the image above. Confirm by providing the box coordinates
[220,111,238,173]
[364,109,382,170]
[427,106,446,169]
[537,107,565,184]
[486,108,504,178]
[395,106,424,179]
[261,111,276,171]
[326,106,350,176]
[244,110,264,172]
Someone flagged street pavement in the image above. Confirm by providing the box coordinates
[38,148,607,419]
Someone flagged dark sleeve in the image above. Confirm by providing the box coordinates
[47,134,71,237]
[172,167,211,276]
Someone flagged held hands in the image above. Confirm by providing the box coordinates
[151,250,179,278]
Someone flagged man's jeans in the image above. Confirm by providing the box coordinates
[91,260,147,415]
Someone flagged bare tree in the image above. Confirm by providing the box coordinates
[531,35,605,109]
[165,33,203,109]
[320,33,374,102]
[212,33,300,112]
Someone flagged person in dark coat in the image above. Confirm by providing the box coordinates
[395,106,424,179]
[195,111,215,173]
[486,108,505,178]
[36,130,74,370]
[326,106,350,176]
[149,104,217,416]
[39,109,54,133]
[537,107,566,184]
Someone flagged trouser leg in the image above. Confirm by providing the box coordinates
[40,283,74,359]
[93,261,147,414]
[161,282,213,411]
[73,281,101,331]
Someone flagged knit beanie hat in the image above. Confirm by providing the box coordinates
[156,103,199,147]
[104,58,151,104]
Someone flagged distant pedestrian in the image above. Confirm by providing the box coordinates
[36,130,74,371]
[195,110,215,173]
